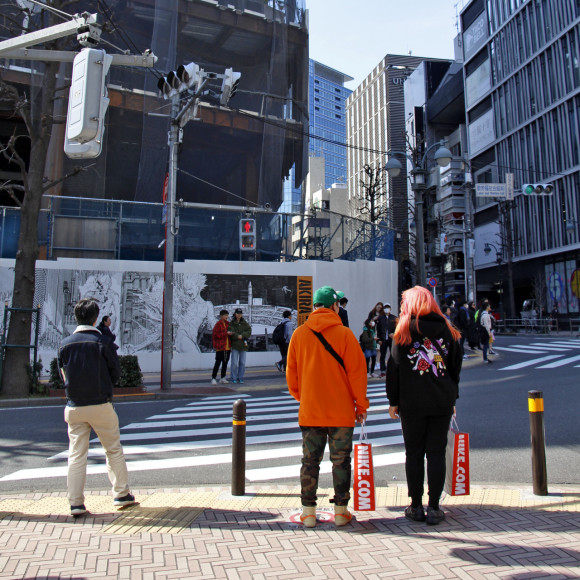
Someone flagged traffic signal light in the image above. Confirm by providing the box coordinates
[522,183,554,195]
[66,48,112,144]
[157,62,202,99]
[220,68,241,106]
[239,218,256,251]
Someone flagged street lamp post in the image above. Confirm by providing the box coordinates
[484,242,505,321]
[385,140,453,287]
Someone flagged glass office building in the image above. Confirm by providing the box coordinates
[280,59,352,213]
[462,0,580,315]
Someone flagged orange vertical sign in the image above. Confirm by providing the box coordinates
[297,276,313,326]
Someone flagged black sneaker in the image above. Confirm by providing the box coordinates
[404,505,426,522]
[70,504,87,517]
[426,506,445,525]
[114,493,137,508]
[275,362,283,372]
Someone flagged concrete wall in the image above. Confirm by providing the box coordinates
[0,257,397,374]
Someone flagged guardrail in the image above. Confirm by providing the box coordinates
[494,318,580,335]
[496,318,559,334]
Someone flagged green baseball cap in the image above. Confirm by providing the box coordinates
[313,285,340,308]
[336,290,345,299]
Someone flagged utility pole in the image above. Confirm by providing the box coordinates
[161,93,180,392]
[158,64,241,390]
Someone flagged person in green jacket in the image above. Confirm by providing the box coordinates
[361,318,378,377]
[229,308,252,384]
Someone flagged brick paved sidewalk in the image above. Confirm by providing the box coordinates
[1,484,579,579]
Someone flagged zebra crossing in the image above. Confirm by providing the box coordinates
[0,384,404,483]
[493,338,580,370]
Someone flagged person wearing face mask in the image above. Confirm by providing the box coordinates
[360,318,379,378]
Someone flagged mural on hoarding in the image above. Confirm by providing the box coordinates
[0,267,313,357]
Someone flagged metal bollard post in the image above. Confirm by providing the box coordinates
[231,399,247,496]
[528,390,548,496]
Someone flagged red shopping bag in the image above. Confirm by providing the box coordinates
[353,422,375,510]
[444,416,470,496]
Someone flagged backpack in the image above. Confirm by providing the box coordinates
[272,321,286,346]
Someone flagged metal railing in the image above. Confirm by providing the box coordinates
[496,318,559,334]
[0,197,395,264]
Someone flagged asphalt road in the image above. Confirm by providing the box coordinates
[0,334,579,495]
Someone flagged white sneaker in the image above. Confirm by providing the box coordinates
[219,377,229,384]
[371,373,379,378]
[211,378,217,385]
[367,373,372,378]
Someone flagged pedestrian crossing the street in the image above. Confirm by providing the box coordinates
[492,339,580,370]
[0,384,404,483]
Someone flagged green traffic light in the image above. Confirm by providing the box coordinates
[524,184,535,194]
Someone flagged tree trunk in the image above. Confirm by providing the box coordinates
[1,63,58,397]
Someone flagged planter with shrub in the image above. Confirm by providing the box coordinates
[48,355,145,397]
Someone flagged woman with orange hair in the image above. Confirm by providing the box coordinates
[386,286,462,525]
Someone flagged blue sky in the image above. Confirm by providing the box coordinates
[307,0,466,89]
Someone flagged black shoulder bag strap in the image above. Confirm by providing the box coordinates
[309,328,345,370]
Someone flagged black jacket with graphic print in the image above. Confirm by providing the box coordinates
[386,312,462,415]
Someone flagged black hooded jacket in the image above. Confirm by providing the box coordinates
[386,312,462,415]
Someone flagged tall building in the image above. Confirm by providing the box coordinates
[309,60,353,188]
[347,54,450,292]
[461,0,580,317]
[404,59,469,298]
[346,55,449,230]
[280,59,352,214]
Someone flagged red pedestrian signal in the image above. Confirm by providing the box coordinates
[239,219,256,251]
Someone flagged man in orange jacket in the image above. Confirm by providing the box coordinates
[287,285,369,528]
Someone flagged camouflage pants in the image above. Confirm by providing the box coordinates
[300,426,354,507]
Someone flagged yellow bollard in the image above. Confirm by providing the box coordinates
[528,390,548,496]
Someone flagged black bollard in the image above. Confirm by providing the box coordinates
[232,399,247,496]
[528,390,548,496]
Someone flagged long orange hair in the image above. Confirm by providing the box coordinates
[394,286,461,346]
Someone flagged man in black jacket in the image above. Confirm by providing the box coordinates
[58,298,136,517]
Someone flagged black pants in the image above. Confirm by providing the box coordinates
[212,350,230,379]
[400,412,452,508]
[278,342,289,370]
[379,338,392,371]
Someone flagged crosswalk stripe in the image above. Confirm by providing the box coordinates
[16,384,400,484]
[126,405,391,430]
[53,420,401,460]
[3,434,405,482]
[499,354,562,370]
[246,448,406,482]
[528,343,577,350]
[525,344,576,351]
[493,346,554,354]
[145,393,386,422]
[536,354,580,368]
[111,418,398,443]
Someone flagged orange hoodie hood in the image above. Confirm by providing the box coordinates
[286,307,369,427]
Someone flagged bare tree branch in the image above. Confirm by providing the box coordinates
[0,182,25,207]
[0,131,30,194]
[42,165,91,192]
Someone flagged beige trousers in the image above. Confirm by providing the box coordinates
[64,402,130,506]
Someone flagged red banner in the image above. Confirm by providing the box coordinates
[353,442,375,510]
